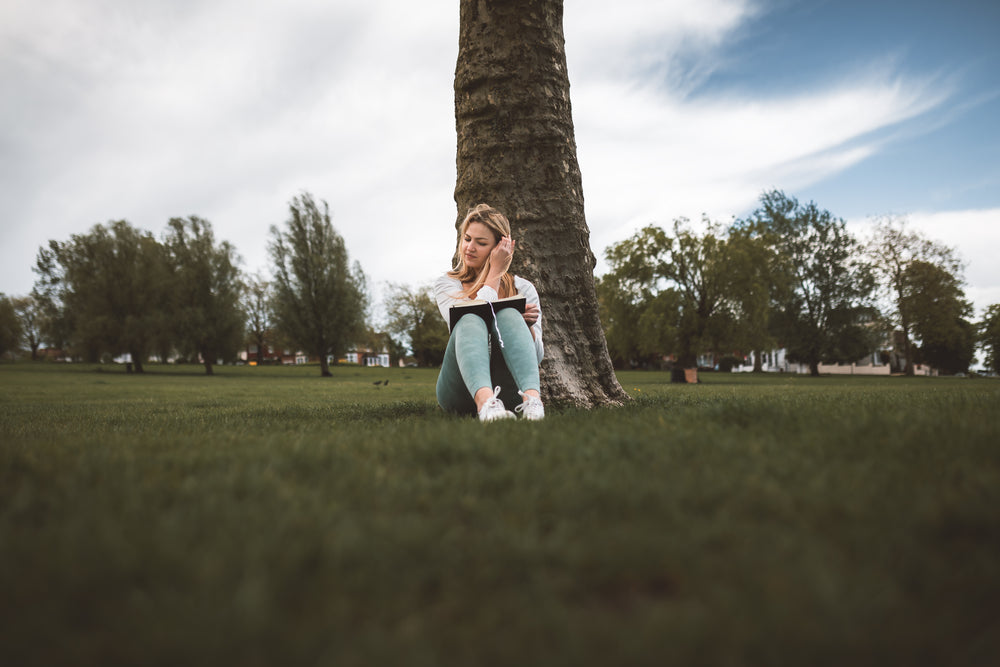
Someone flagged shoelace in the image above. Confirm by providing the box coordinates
[484,385,504,409]
[480,387,510,420]
[515,392,541,415]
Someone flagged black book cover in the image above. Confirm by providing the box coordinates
[448,295,526,330]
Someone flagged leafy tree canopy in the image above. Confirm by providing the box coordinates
[164,217,246,374]
[747,190,879,376]
[602,219,750,371]
[242,272,273,366]
[33,220,168,371]
[979,304,1000,375]
[269,193,367,377]
[865,215,963,374]
[0,294,22,360]
[902,259,975,375]
[383,283,449,367]
[11,295,42,360]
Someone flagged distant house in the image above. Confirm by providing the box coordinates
[37,348,70,362]
[343,347,390,368]
[730,335,938,376]
[732,349,893,375]
[726,324,930,375]
[241,343,390,368]
[240,343,292,365]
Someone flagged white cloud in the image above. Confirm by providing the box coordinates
[565,0,758,90]
[0,0,459,297]
[575,73,950,261]
[0,0,990,325]
[562,1,956,271]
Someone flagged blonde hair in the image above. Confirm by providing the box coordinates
[449,203,516,299]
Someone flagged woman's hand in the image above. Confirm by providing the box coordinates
[522,303,539,327]
[488,236,515,277]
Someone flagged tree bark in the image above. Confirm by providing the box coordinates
[902,324,915,376]
[455,0,628,408]
[897,282,915,375]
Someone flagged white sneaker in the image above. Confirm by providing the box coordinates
[515,391,545,421]
[478,386,515,422]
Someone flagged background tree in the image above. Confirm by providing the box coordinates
[32,247,75,357]
[661,219,738,374]
[865,215,963,375]
[597,222,686,370]
[602,220,738,380]
[595,271,674,370]
[33,221,168,371]
[0,294,23,360]
[455,0,628,407]
[164,217,245,375]
[12,296,43,361]
[383,283,449,367]
[751,191,878,376]
[243,272,273,366]
[727,219,789,372]
[901,259,975,375]
[269,193,367,377]
[635,290,683,368]
[979,304,1000,375]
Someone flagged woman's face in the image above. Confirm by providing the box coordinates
[460,222,498,272]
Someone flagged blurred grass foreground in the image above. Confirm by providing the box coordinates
[2,363,999,666]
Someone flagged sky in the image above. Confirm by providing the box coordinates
[2,0,999,324]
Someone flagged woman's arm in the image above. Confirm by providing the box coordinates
[433,275,466,328]
[483,235,515,294]
[516,278,544,364]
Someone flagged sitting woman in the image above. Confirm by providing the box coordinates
[433,203,545,422]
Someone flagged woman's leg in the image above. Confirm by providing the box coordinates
[436,314,493,415]
[492,308,541,407]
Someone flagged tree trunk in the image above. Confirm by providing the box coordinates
[455,0,629,408]
[902,325,915,376]
[203,358,214,375]
[753,350,763,373]
[809,361,820,377]
[320,354,332,377]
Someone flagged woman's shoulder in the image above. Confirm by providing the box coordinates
[513,275,540,303]
[434,273,461,289]
[513,275,537,292]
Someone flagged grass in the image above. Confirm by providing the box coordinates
[2,363,999,666]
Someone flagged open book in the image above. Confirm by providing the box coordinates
[449,295,526,331]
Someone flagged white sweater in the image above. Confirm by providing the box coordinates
[433,274,544,364]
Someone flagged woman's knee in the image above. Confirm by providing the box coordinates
[454,312,489,337]
[495,307,527,330]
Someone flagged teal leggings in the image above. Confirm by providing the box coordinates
[436,308,541,415]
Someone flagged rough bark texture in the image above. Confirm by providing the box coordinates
[455,0,628,408]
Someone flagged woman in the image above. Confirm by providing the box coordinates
[433,204,545,422]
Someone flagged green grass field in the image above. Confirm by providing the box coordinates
[2,363,999,666]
